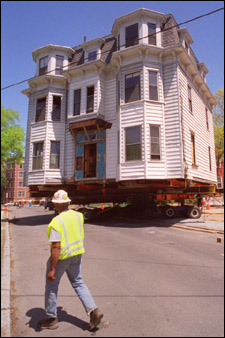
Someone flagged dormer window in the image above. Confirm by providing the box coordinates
[56,55,64,74]
[88,50,97,62]
[126,23,139,47]
[148,23,156,45]
[39,56,48,75]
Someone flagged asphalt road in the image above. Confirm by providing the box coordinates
[8,206,224,337]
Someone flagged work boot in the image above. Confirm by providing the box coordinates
[89,308,103,331]
[37,317,58,330]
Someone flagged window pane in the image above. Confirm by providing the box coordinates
[125,73,140,103]
[74,89,81,115]
[56,55,64,74]
[50,142,60,169]
[126,144,141,161]
[87,86,94,113]
[149,71,157,85]
[88,50,97,62]
[39,57,48,75]
[148,23,156,45]
[36,98,46,122]
[52,96,61,121]
[33,142,43,170]
[149,86,158,101]
[126,126,140,144]
[150,125,160,160]
[126,23,139,47]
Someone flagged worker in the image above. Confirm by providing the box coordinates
[37,189,103,331]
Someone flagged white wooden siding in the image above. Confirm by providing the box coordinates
[178,66,217,183]
[163,61,183,178]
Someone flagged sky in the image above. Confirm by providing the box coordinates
[1,1,224,136]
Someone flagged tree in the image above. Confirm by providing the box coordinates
[1,105,25,186]
[213,87,224,167]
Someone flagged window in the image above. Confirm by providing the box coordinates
[36,97,46,122]
[39,56,48,75]
[18,172,23,178]
[149,71,158,101]
[56,55,64,74]
[50,141,60,169]
[125,23,139,47]
[52,96,61,121]
[125,126,141,161]
[148,23,156,45]
[88,50,97,62]
[33,142,43,170]
[205,108,209,130]
[217,177,223,189]
[125,72,140,103]
[208,146,212,171]
[191,132,196,165]
[19,163,23,169]
[87,86,94,113]
[188,85,193,113]
[150,125,160,160]
[18,191,25,198]
[74,89,81,116]
[18,181,23,187]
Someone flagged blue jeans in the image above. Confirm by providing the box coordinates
[45,254,97,318]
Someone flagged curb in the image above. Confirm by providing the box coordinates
[171,224,223,234]
[1,211,11,337]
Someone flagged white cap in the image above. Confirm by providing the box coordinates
[52,190,71,203]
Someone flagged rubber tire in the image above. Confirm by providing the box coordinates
[162,205,176,219]
[186,206,202,219]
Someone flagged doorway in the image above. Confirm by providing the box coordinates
[84,143,97,178]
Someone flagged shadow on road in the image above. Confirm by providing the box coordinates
[9,213,55,226]
[25,306,89,332]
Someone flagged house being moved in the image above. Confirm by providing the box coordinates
[22,8,217,205]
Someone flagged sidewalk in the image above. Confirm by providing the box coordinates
[1,209,11,337]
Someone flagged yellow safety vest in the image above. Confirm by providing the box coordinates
[47,210,85,260]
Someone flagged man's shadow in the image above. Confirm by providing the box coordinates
[26,306,92,332]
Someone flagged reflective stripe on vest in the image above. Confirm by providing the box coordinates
[56,211,84,258]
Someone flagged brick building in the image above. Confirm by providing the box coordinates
[2,158,30,203]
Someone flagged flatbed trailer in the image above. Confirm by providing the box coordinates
[30,178,216,221]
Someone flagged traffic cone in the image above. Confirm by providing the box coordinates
[4,207,7,212]
[207,203,210,210]
[101,203,104,210]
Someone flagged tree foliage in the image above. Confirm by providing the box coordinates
[213,87,224,166]
[1,105,25,185]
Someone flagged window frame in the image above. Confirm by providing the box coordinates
[52,96,61,121]
[125,72,141,103]
[74,89,81,116]
[32,142,44,170]
[125,23,139,48]
[191,132,196,165]
[55,55,64,75]
[208,146,212,171]
[36,97,46,122]
[149,70,158,101]
[205,108,209,131]
[148,23,156,46]
[87,50,97,62]
[39,56,48,75]
[125,125,142,162]
[86,86,94,113]
[188,85,193,113]
[50,141,60,169]
[150,125,161,160]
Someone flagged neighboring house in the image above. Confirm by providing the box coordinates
[217,160,224,192]
[22,8,217,202]
[2,158,30,203]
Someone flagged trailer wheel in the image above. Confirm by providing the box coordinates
[162,205,176,219]
[186,206,202,219]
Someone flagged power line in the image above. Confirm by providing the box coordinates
[1,7,224,91]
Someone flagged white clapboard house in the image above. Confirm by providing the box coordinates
[22,8,217,203]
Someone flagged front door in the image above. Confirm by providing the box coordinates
[84,143,97,178]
